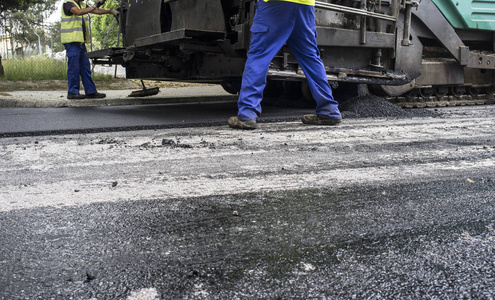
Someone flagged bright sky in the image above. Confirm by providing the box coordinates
[46,0,64,24]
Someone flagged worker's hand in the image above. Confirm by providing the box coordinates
[111,9,119,18]
[94,0,106,8]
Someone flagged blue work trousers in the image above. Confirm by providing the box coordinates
[238,1,341,121]
[64,42,97,96]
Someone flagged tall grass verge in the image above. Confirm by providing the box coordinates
[0,56,113,81]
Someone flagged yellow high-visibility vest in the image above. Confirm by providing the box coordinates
[264,0,315,6]
[61,0,90,44]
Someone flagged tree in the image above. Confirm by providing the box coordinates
[0,0,54,32]
[0,0,57,57]
[0,54,4,77]
[90,0,121,49]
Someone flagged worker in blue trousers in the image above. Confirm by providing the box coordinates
[228,0,342,129]
[61,0,118,99]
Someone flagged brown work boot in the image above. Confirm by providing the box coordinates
[228,116,257,130]
[302,114,342,126]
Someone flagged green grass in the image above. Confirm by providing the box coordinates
[0,56,113,81]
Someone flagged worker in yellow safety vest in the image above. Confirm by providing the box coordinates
[61,0,118,99]
[228,0,342,129]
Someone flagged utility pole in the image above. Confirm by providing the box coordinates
[34,31,42,55]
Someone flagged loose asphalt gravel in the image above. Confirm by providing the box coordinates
[0,98,494,299]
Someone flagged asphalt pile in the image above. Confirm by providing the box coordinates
[340,95,435,118]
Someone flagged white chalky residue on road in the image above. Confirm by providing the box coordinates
[1,106,494,212]
[126,288,159,300]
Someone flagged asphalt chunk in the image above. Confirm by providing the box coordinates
[340,95,436,118]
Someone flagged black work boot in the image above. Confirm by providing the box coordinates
[67,94,85,100]
[85,92,106,99]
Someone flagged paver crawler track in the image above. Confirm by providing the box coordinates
[389,94,495,108]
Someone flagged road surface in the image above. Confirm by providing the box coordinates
[0,104,494,299]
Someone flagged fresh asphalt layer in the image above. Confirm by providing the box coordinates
[0,85,320,137]
[1,177,494,299]
[0,102,316,137]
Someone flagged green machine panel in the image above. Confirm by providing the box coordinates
[433,0,495,30]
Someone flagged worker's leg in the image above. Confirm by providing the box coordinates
[237,1,297,121]
[64,43,82,96]
[287,5,341,119]
[79,44,97,95]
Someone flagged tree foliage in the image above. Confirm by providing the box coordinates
[0,0,47,14]
[0,0,56,29]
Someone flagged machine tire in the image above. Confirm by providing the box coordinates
[264,79,284,99]
[221,81,241,95]
[301,80,315,103]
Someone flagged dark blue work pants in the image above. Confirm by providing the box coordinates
[238,1,341,121]
[64,42,97,96]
